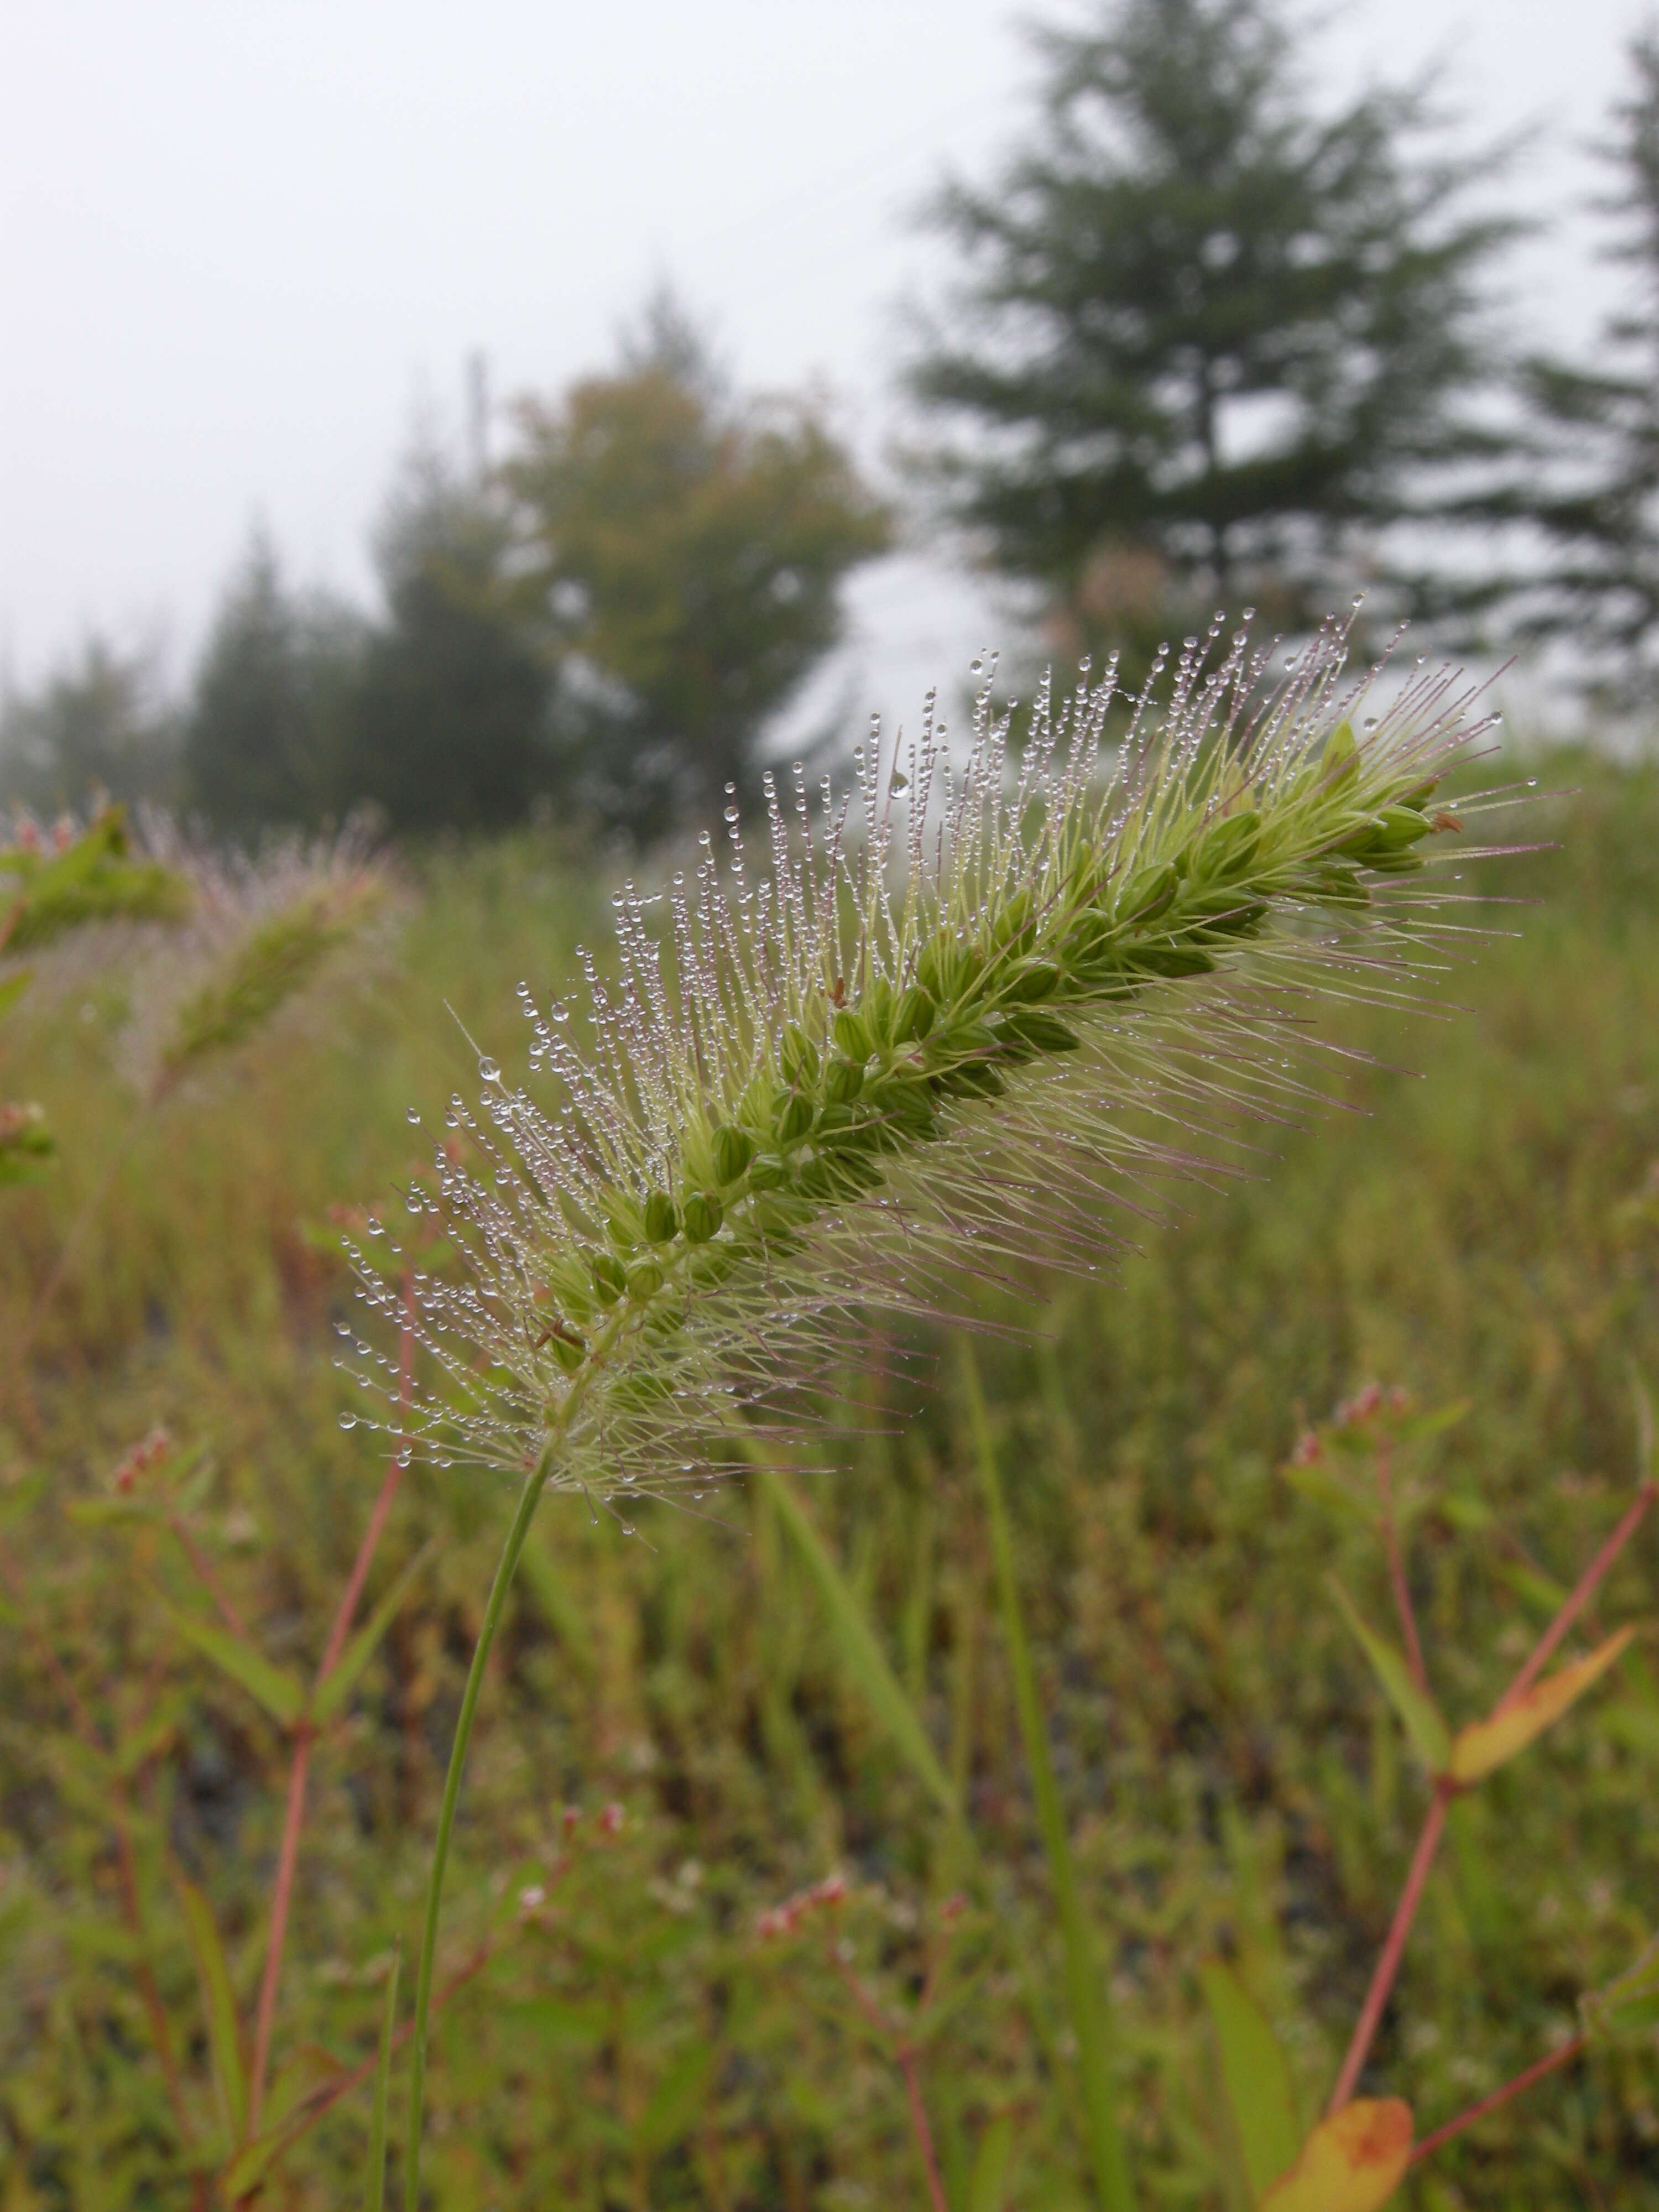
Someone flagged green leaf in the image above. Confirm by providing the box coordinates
[494,1995,607,2048]
[175,1872,247,2148]
[161,1601,306,1728]
[1327,1579,1451,1772]
[311,1540,436,1725]
[1260,2100,1412,2211]
[634,2041,715,2155]
[1449,1628,1635,1785]
[968,2114,1015,2212]
[1582,1934,1659,2047]
[1198,1959,1301,2201]
[754,1459,958,1820]
[0,969,33,1017]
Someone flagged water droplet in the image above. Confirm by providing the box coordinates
[478,1056,500,1083]
[406,1107,421,1126]
[406,1191,424,1214]
[338,1413,357,1430]
[1364,716,1379,729]
[889,769,909,795]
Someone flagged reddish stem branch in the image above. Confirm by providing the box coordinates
[1329,1782,1453,2115]
[320,1455,405,1680]
[167,1515,249,1641]
[244,1282,414,2143]
[1497,1483,1655,1714]
[236,1943,492,2184]
[246,1728,313,2141]
[896,2043,952,2212]
[1375,1443,1428,1694]
[1411,2034,1584,2164]
[828,1945,950,2212]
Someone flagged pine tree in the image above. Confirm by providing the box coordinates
[1508,29,1659,706]
[905,0,1520,664]
[340,445,549,834]
[183,535,361,833]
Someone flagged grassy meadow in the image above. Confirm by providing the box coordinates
[2,749,1658,2209]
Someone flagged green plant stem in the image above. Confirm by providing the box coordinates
[404,1444,551,2211]
[959,1343,1135,2212]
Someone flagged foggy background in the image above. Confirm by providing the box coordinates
[1,0,1646,723]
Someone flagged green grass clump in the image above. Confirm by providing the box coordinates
[0,754,1656,2207]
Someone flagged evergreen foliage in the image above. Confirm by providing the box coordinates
[182,535,363,833]
[340,448,550,834]
[0,640,179,812]
[905,0,1521,665]
[1506,29,1659,705]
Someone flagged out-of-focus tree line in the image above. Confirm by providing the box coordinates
[9,0,1659,845]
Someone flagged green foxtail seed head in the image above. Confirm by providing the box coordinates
[342,616,1507,1512]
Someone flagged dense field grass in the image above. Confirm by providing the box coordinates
[2,750,1658,2209]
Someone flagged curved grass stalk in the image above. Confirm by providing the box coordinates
[403,1441,551,2211]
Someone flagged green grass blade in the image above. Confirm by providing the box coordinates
[367,1940,401,2212]
[1326,1579,1451,1773]
[312,1540,436,1725]
[175,1871,248,2148]
[1198,1959,1301,2200]
[750,1455,959,1821]
[958,1342,1135,2212]
[161,1601,306,1729]
[968,2112,1015,2212]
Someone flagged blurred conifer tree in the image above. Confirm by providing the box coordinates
[182,534,362,832]
[1,640,179,812]
[905,0,1522,671]
[1505,29,1659,707]
[501,295,890,840]
[339,445,549,834]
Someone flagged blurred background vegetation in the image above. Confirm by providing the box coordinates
[4,1,1659,2206]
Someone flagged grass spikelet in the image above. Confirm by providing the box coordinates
[347,614,1507,1509]
[162,878,379,1079]
[0,802,191,956]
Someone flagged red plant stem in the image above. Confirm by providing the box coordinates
[246,1727,313,2141]
[167,1514,249,1641]
[241,1943,492,2180]
[1411,2034,1584,2163]
[320,1453,405,1679]
[896,2043,952,2212]
[1497,1483,1655,1714]
[244,1282,414,2142]
[829,1950,948,2212]
[1376,1442,1428,1694]
[1329,1781,1453,2115]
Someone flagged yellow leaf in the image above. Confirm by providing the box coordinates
[1260,2099,1412,2212]
[1449,1627,1635,1786]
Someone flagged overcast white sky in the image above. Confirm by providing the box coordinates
[1,0,1651,717]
